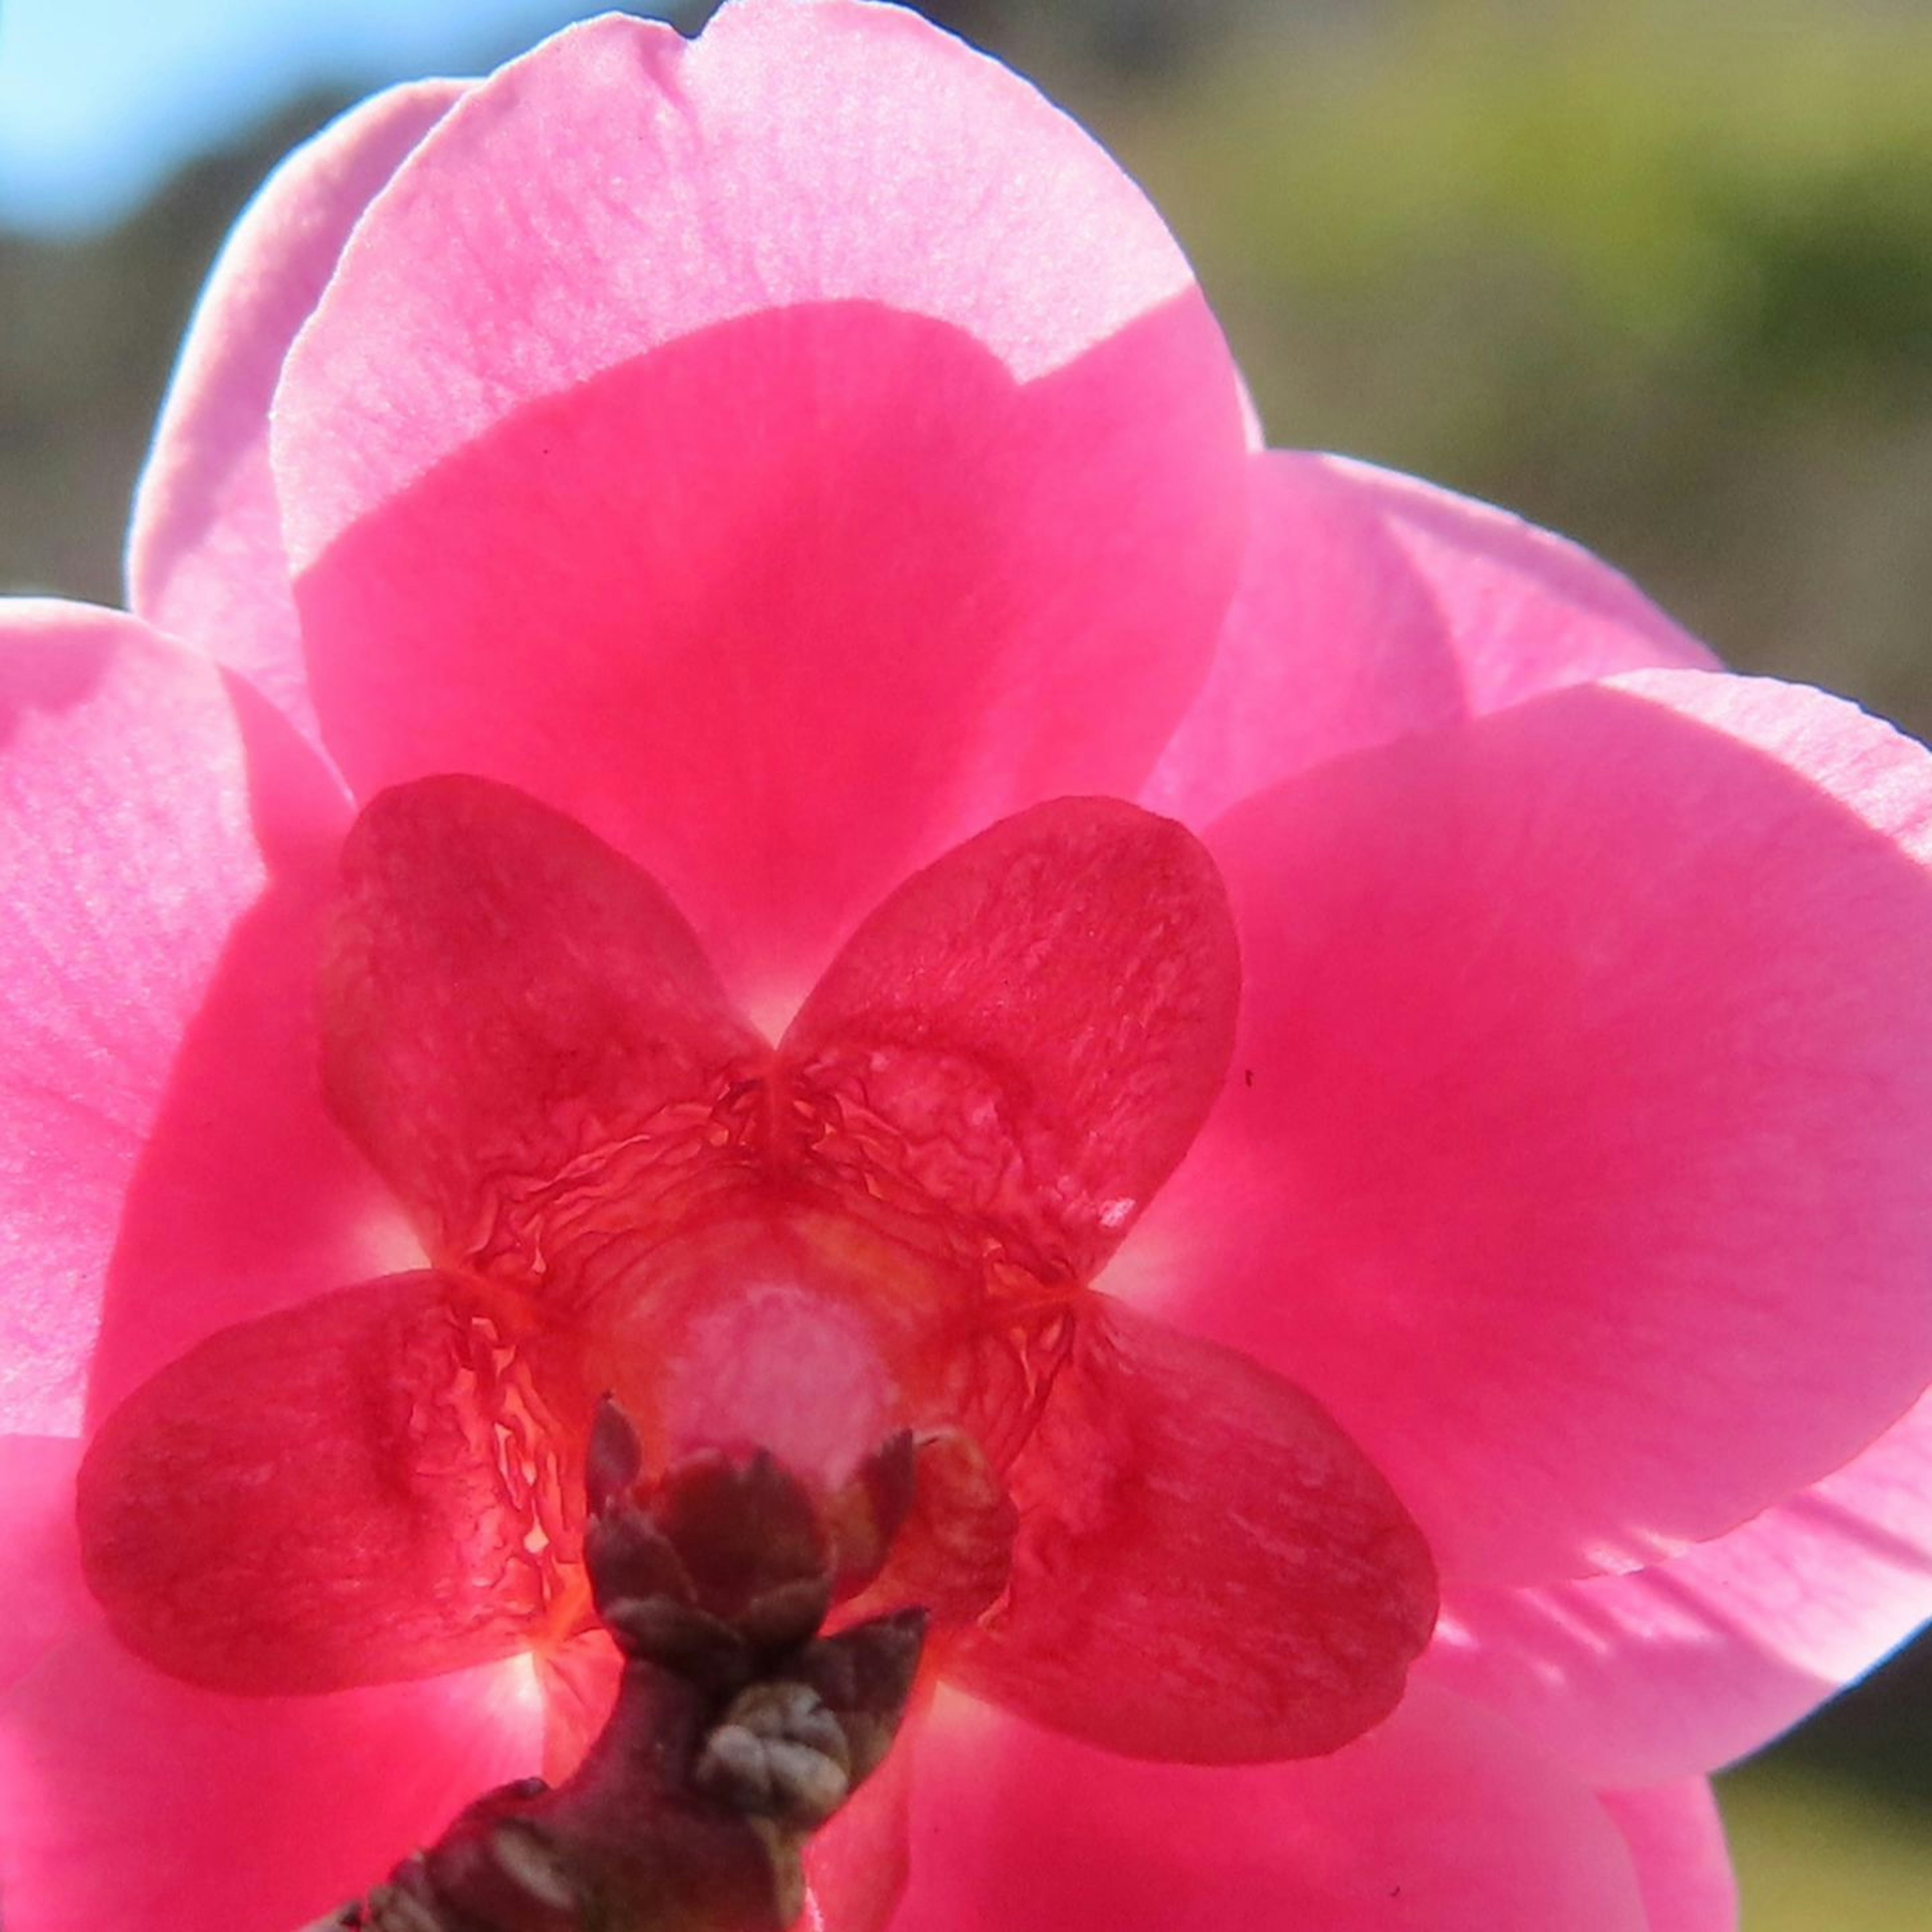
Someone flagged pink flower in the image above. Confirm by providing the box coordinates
[4,3,1930,1926]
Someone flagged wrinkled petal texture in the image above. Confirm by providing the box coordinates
[1149,669,1932,1586]
[1425,1384,1932,1785]
[784,797,1240,1282]
[0,604,363,1432]
[894,1685,1649,1931]
[323,776,765,1294]
[76,1271,593,1695]
[951,1295,1436,1763]
[127,80,465,734]
[1145,452,1719,825]
[273,4,1249,1009]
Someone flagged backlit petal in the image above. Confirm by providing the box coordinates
[1424,1387,1932,1784]
[893,1685,1647,1931]
[783,798,1239,1284]
[1150,670,1932,1585]
[273,7,1247,1007]
[0,602,359,1433]
[0,1435,89,1700]
[0,1623,538,1932]
[951,1295,1435,1763]
[78,1271,590,1695]
[1146,451,1718,824]
[322,775,766,1297]
[1599,1782,1738,1932]
[128,80,464,733]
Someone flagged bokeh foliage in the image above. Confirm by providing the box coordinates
[1,1,1928,1921]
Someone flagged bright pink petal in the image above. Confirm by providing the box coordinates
[803,1690,919,1932]
[782,798,1239,1283]
[1423,1386,1932,1785]
[77,1271,592,1695]
[1599,1783,1738,1932]
[1146,451,1719,825]
[0,1436,89,1700]
[0,602,362,1434]
[893,1685,1648,1931]
[1148,669,1932,1586]
[273,7,1247,1007]
[949,1294,1435,1764]
[0,1620,539,1932]
[127,81,464,733]
[323,776,765,1295]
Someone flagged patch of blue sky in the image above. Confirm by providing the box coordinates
[0,1,673,233]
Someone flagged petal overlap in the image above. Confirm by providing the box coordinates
[1155,670,1932,1586]
[1424,1385,1932,1785]
[0,604,353,1434]
[1146,451,1719,825]
[127,80,465,733]
[892,1685,1650,1931]
[271,6,1250,1007]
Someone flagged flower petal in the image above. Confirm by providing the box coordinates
[1599,1782,1738,1932]
[0,1435,89,1700]
[0,1621,539,1932]
[1151,670,1932,1585]
[892,1685,1648,1931]
[802,1690,919,1932]
[273,7,1248,1006]
[0,602,355,1434]
[322,775,767,1295]
[274,1,1233,568]
[949,1294,1435,1764]
[1145,451,1719,825]
[127,80,465,734]
[77,1271,592,1695]
[1423,1386,1932,1785]
[782,798,1239,1284]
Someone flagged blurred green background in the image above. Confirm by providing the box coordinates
[2,0,1928,1921]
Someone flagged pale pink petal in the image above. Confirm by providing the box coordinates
[782,798,1239,1283]
[1599,1782,1738,1932]
[893,1685,1648,1931]
[0,602,366,1435]
[0,1621,540,1932]
[78,1271,592,1695]
[1142,670,1932,1586]
[1423,1387,1932,1785]
[274,2,1234,568]
[127,80,465,733]
[0,1437,89,1700]
[1145,451,1719,825]
[323,776,765,1295]
[949,1294,1435,1763]
[273,7,1247,1008]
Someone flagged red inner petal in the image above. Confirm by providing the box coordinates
[781,796,1240,1285]
[77,1271,594,1694]
[321,774,768,1301]
[952,1294,1438,1763]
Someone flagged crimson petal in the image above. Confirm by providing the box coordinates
[77,1270,590,1695]
[321,775,766,1298]
[781,797,1239,1286]
[950,1295,1436,1763]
